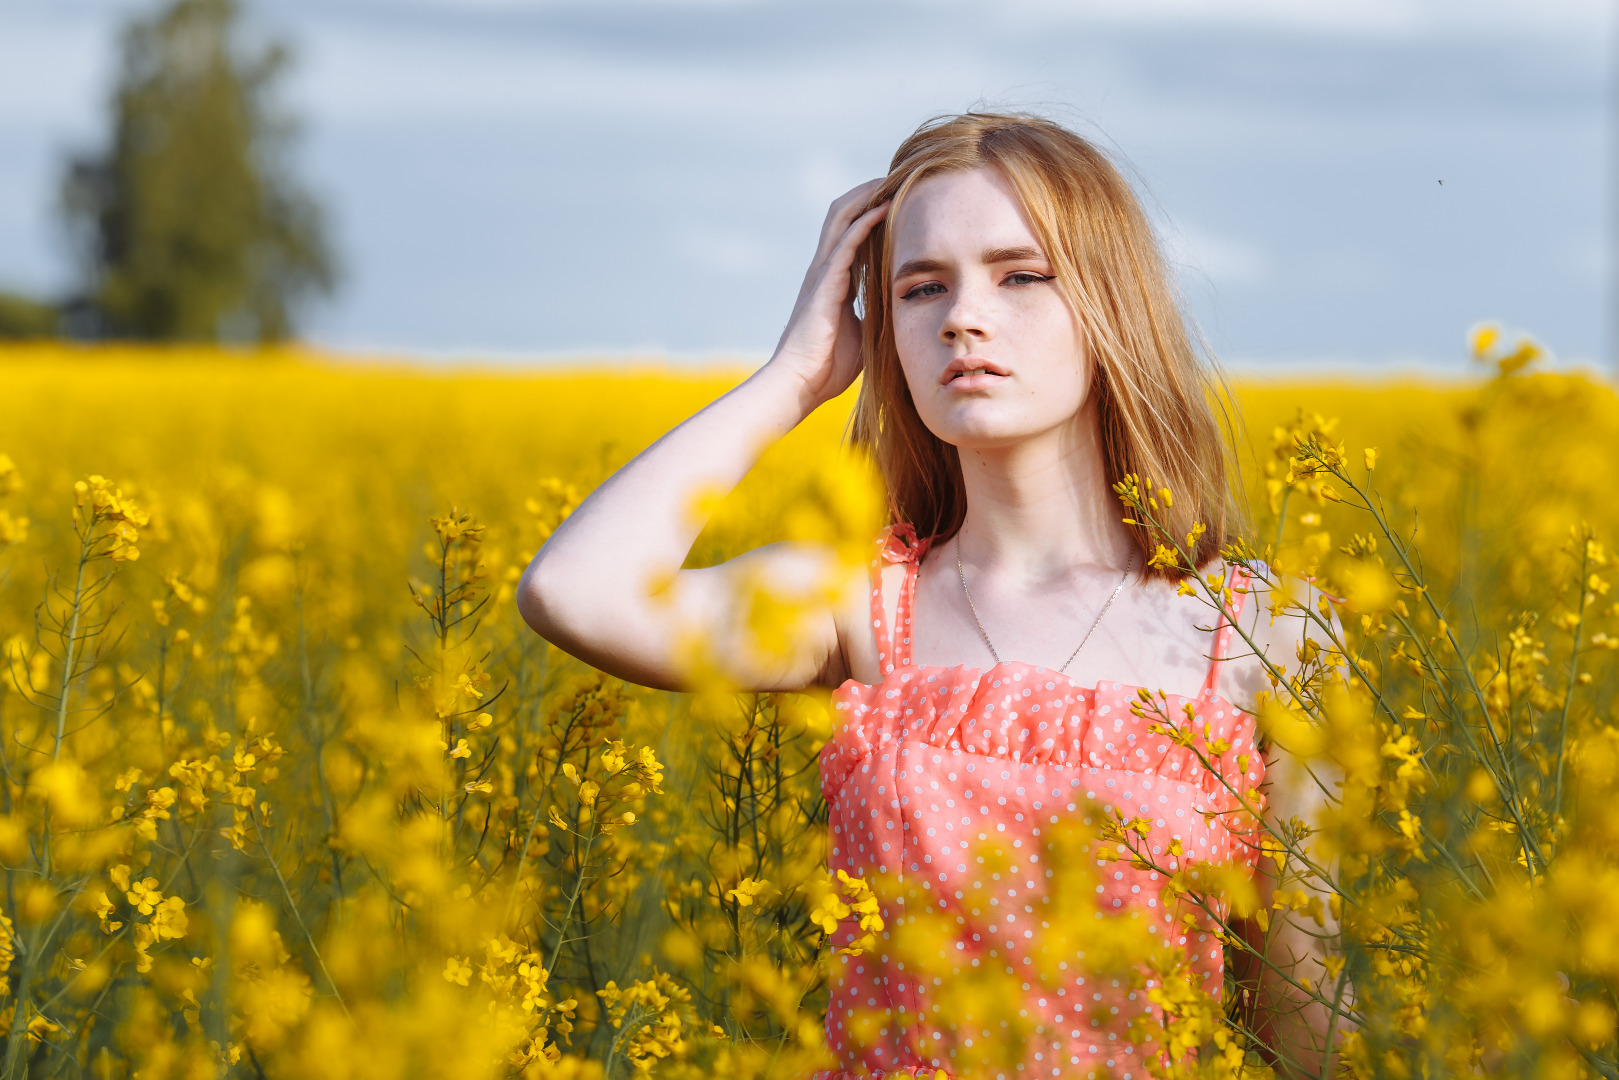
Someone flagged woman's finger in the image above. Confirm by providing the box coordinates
[795,198,887,314]
[793,202,889,328]
[826,178,885,221]
[811,180,886,264]
[821,201,889,277]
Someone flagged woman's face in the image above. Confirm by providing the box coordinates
[888,166,1091,451]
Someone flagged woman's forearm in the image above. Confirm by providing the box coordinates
[516,182,887,689]
[515,360,819,678]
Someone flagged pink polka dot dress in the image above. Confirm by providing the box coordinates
[813,525,1265,1080]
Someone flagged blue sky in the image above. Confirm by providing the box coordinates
[0,0,1610,369]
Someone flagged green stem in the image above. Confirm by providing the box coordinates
[1316,964,1351,1080]
[51,528,94,761]
[1551,539,1591,816]
[250,805,349,1015]
[502,711,580,930]
[546,817,600,979]
[600,1001,650,1080]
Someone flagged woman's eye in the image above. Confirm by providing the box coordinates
[1006,272,1056,287]
[900,281,946,301]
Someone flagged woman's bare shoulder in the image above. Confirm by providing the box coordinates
[1216,561,1338,711]
[828,556,906,688]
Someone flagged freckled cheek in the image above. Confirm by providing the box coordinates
[892,313,939,367]
[894,330,950,403]
[1004,312,1088,389]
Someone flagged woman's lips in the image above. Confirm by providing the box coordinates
[944,368,1008,391]
[941,358,1010,389]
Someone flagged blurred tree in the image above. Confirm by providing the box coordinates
[0,292,59,340]
[61,0,334,342]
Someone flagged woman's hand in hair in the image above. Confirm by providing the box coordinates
[770,180,888,410]
[516,183,889,694]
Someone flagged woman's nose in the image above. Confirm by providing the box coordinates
[940,282,991,342]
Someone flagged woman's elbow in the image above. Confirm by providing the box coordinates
[516,554,570,640]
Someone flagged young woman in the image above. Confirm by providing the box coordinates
[519,113,1334,1079]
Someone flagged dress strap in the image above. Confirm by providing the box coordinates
[894,559,920,670]
[871,524,929,676]
[1202,564,1252,699]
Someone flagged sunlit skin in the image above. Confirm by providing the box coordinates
[883,167,1227,699]
[518,171,1264,697]
[519,167,1339,1075]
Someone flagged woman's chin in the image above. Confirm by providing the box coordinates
[921,390,1089,452]
[932,417,1057,452]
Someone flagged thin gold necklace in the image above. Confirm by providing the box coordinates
[955,533,1136,674]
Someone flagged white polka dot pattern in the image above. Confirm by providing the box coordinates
[811,525,1265,1080]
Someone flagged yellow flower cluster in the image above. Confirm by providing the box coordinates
[0,454,26,547]
[0,340,1613,1078]
[809,869,885,955]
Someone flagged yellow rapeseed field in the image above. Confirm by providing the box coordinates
[0,338,1615,1079]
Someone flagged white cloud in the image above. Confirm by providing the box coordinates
[1562,233,1607,282]
[366,0,1607,38]
[1160,222,1268,286]
[796,155,866,210]
[998,0,1605,36]
[0,0,1603,360]
[0,15,115,128]
[671,222,773,275]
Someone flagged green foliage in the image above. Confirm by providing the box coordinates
[0,293,57,341]
[61,0,334,343]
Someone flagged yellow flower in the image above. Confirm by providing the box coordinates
[443,956,473,986]
[809,890,850,935]
[453,672,484,700]
[26,1013,60,1045]
[93,891,122,934]
[150,896,187,941]
[635,745,666,793]
[126,878,163,916]
[1147,544,1182,571]
[724,877,769,907]
[0,510,27,546]
[833,869,885,954]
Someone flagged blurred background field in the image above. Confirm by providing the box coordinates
[4,345,1615,622]
[3,343,1615,700]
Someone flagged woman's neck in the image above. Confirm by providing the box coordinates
[953,401,1135,583]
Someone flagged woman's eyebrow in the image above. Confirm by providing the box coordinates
[892,246,1047,282]
[983,245,1046,264]
[894,256,949,280]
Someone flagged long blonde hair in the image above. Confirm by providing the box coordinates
[849,112,1234,577]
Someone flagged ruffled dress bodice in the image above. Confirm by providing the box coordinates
[813,526,1266,1080]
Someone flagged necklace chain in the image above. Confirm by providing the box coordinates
[955,533,1135,674]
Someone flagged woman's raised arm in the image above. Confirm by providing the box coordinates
[516,184,888,692]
